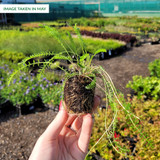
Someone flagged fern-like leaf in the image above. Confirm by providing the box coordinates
[85,75,96,89]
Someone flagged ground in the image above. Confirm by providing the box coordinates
[0,43,160,160]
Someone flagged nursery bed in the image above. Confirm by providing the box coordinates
[0,43,160,160]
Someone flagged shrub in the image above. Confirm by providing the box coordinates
[1,73,39,106]
[0,60,62,107]
[39,81,62,107]
[126,76,160,100]
[0,28,122,58]
[1,73,62,107]
[127,59,160,100]
[80,30,137,45]
[83,38,125,53]
[60,26,99,32]
[148,59,160,78]
[129,97,160,159]
[88,96,160,159]
[0,29,65,56]
[0,50,26,63]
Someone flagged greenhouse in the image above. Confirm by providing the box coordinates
[37,0,160,16]
[1,0,160,22]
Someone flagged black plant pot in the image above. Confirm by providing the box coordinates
[99,52,106,60]
[0,100,16,115]
[151,41,159,45]
[20,97,46,115]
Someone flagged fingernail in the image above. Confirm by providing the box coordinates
[59,100,64,111]
[86,113,92,118]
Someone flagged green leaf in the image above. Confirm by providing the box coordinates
[74,24,86,54]
[53,55,72,61]
[80,53,89,63]
[85,76,96,90]
[94,48,106,55]
[67,31,77,54]
[50,61,60,69]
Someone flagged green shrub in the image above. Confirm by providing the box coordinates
[1,73,62,107]
[0,28,124,58]
[129,97,160,159]
[0,50,26,63]
[0,60,62,107]
[148,59,160,78]
[1,73,39,106]
[88,96,160,159]
[126,76,160,100]
[0,29,65,56]
[126,59,160,100]
[83,38,124,53]
[39,81,62,107]
[96,19,106,27]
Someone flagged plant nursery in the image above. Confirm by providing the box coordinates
[0,1,160,160]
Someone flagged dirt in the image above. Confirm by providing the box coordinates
[0,43,160,160]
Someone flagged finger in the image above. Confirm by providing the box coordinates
[70,116,83,132]
[60,114,78,135]
[92,95,101,112]
[62,101,78,127]
[42,109,68,141]
[65,114,77,127]
[78,114,93,153]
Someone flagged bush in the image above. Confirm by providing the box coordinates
[0,28,123,58]
[148,59,160,78]
[0,29,65,56]
[1,73,39,106]
[1,73,62,107]
[129,97,160,159]
[0,60,62,107]
[60,26,99,32]
[126,59,160,100]
[88,96,160,159]
[0,50,26,63]
[83,38,125,53]
[126,76,160,100]
[39,80,62,107]
[80,30,137,45]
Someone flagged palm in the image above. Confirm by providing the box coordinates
[29,97,100,160]
[29,112,93,160]
[57,130,85,159]
[55,114,90,160]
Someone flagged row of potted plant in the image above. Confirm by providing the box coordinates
[80,30,137,46]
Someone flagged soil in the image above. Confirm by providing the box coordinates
[64,75,95,114]
[0,43,160,160]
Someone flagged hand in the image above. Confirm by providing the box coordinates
[29,96,100,160]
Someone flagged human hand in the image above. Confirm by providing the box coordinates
[29,96,100,160]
